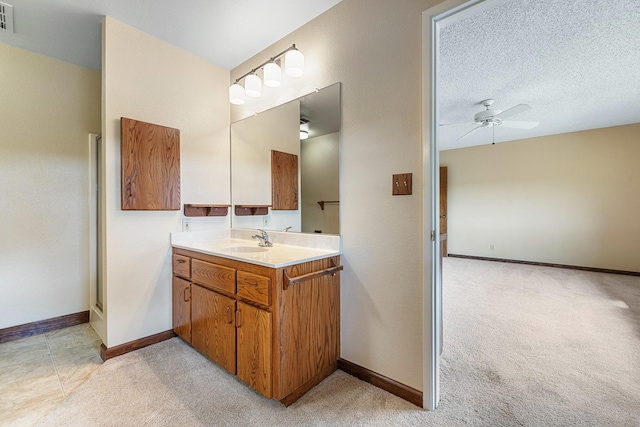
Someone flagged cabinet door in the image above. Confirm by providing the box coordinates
[236,301,272,398]
[191,284,237,374]
[121,117,180,210]
[172,276,191,343]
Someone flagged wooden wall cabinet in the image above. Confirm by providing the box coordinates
[171,249,340,405]
[121,117,180,210]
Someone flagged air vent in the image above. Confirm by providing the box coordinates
[0,2,14,33]
[300,116,310,125]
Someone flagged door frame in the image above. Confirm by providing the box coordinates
[88,133,106,342]
[422,0,509,410]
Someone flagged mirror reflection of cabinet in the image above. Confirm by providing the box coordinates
[271,150,298,210]
[230,83,341,234]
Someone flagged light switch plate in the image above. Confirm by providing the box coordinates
[392,173,412,195]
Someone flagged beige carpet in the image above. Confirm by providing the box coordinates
[39,258,640,426]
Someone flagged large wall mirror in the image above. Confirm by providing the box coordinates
[231,83,341,234]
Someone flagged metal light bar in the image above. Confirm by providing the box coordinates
[233,44,299,84]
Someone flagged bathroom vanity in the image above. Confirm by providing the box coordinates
[171,234,342,405]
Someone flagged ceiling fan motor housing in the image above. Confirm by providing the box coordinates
[474,109,503,125]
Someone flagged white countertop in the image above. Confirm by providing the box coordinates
[171,237,341,268]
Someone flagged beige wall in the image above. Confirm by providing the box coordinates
[301,132,340,234]
[102,18,230,347]
[440,123,640,272]
[0,43,101,328]
[231,0,443,390]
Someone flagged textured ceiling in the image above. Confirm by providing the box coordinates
[438,0,640,150]
[0,0,342,71]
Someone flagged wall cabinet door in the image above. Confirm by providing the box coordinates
[191,284,237,374]
[236,301,272,398]
[172,276,191,343]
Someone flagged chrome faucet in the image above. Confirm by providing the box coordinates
[252,229,273,247]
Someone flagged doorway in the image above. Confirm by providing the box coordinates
[422,0,504,411]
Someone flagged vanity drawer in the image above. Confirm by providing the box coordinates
[237,271,271,306]
[172,254,191,279]
[192,259,236,294]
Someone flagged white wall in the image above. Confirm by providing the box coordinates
[102,18,230,347]
[0,43,101,329]
[440,123,640,272]
[301,132,340,234]
[231,0,443,390]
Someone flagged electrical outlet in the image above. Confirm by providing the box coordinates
[182,218,191,232]
[490,244,495,251]
[263,216,270,227]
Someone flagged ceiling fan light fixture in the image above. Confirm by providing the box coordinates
[447,99,538,141]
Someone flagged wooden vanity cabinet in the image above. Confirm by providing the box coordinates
[172,276,191,343]
[191,284,237,374]
[171,248,340,405]
[236,301,272,397]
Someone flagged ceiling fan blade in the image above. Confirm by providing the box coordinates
[457,125,483,141]
[495,104,532,119]
[439,122,476,127]
[500,120,539,129]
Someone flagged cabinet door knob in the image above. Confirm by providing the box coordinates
[226,306,233,324]
[235,310,242,328]
[176,259,186,264]
[183,287,190,302]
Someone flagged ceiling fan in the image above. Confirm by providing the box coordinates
[441,99,539,141]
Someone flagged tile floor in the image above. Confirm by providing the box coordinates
[0,324,102,426]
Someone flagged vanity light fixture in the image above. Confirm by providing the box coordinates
[245,73,262,97]
[228,44,304,104]
[229,83,245,105]
[263,61,282,88]
[285,46,304,77]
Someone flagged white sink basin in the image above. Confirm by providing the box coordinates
[220,246,269,253]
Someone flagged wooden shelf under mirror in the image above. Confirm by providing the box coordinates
[184,204,230,217]
[234,205,271,216]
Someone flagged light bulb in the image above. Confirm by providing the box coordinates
[245,73,262,97]
[285,48,304,77]
[300,130,309,140]
[263,61,282,88]
[229,83,245,105]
